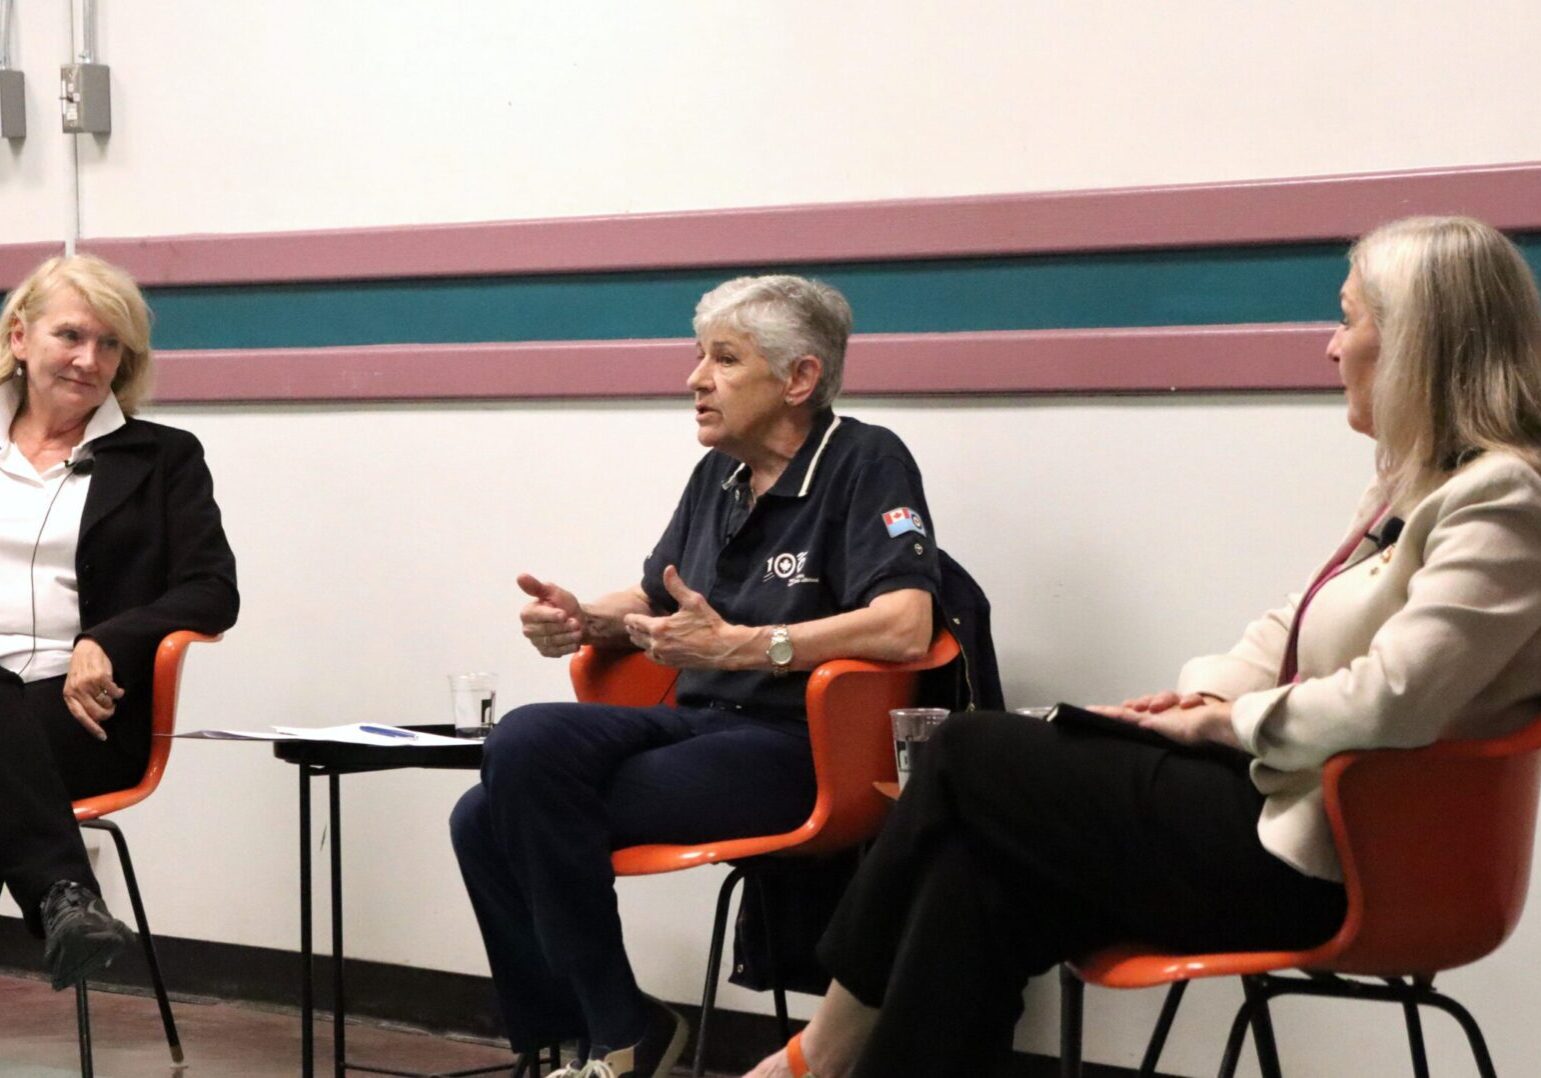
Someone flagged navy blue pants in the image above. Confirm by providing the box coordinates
[818,711,1347,1077]
[449,700,817,1051]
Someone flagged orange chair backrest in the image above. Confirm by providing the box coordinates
[73,630,220,823]
[1319,711,1541,976]
[569,629,960,868]
[798,631,960,855]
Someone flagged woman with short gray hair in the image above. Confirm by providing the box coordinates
[691,274,852,411]
[452,274,944,1078]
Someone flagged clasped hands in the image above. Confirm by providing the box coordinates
[517,566,749,668]
[1088,691,1242,750]
[63,637,124,741]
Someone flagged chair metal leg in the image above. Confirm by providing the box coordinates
[692,866,746,1078]
[76,981,94,1078]
[1216,993,1256,1078]
[771,985,791,1046]
[1386,977,1430,1078]
[1058,965,1084,1078]
[1138,981,1188,1078]
[82,817,184,1064]
[512,1045,559,1078]
[750,871,791,1043]
[1241,977,1283,1078]
[1420,991,1498,1078]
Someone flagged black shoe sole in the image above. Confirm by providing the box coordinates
[47,926,133,991]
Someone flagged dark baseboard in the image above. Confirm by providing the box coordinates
[0,913,509,1039]
[0,915,1153,1076]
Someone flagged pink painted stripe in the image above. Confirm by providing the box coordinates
[0,242,68,289]
[149,324,1339,404]
[79,162,1541,287]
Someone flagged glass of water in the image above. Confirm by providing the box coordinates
[448,673,498,738]
[890,708,951,791]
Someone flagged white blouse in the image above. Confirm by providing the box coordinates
[0,380,125,681]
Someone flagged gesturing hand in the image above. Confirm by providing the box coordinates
[63,638,124,741]
[517,573,585,657]
[623,566,746,669]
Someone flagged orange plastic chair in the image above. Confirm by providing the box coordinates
[70,630,220,1077]
[570,629,961,1077]
[1058,712,1541,1078]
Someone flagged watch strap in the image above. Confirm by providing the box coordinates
[768,624,794,675]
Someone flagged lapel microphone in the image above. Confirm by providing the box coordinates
[1375,517,1404,551]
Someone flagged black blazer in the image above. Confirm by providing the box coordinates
[76,418,239,706]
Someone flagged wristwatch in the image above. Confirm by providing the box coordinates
[767,625,794,675]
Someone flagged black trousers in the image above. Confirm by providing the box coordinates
[450,701,817,1052]
[818,710,1348,1077]
[0,668,149,935]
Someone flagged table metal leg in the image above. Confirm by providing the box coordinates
[300,765,315,1078]
[332,773,347,1074]
[291,759,517,1078]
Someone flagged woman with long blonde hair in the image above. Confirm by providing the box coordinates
[748,216,1541,1078]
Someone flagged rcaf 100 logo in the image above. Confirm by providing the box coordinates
[764,550,817,586]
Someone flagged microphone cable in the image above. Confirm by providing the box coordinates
[16,456,93,677]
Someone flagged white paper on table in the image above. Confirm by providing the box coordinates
[175,723,475,746]
[270,723,474,746]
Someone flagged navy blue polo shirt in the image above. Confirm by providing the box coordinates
[641,409,941,720]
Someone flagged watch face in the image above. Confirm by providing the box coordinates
[769,636,794,666]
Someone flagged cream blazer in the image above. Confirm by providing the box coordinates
[1177,451,1541,881]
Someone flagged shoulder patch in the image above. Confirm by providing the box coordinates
[882,506,926,538]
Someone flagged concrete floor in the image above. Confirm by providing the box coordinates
[0,971,538,1077]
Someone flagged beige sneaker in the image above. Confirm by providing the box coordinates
[583,997,689,1078]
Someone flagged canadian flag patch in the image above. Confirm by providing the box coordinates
[882,507,926,538]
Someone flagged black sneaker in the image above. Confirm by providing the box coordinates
[40,881,133,991]
[584,997,689,1078]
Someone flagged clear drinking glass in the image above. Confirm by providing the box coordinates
[448,673,498,738]
[890,707,951,791]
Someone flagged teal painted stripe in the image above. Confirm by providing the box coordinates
[143,237,1541,350]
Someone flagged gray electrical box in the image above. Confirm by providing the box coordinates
[61,63,110,134]
[0,70,23,139]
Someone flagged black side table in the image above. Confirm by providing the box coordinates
[272,726,554,1078]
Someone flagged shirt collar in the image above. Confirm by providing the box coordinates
[0,379,126,458]
[77,392,127,456]
[717,408,842,499]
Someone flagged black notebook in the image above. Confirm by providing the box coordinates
[1024,703,1251,763]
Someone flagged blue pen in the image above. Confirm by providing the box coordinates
[361,725,417,740]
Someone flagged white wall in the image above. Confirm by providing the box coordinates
[0,0,72,243]
[0,1,1536,238]
[4,2,1541,1075]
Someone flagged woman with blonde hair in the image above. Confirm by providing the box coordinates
[748,216,1541,1077]
[0,255,238,990]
